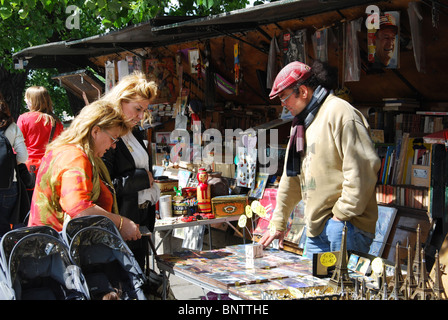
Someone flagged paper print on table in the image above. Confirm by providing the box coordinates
[368,205,398,257]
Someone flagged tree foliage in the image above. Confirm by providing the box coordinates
[0,0,256,119]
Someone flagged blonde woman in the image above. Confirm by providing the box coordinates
[28,100,141,241]
[101,72,159,268]
[17,86,64,188]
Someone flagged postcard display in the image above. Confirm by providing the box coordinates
[157,219,447,300]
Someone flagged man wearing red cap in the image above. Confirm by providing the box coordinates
[373,13,399,68]
[259,60,381,258]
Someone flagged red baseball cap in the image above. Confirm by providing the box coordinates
[379,13,398,33]
[269,61,311,99]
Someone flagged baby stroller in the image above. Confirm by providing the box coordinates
[63,215,147,300]
[0,226,90,300]
[0,257,13,300]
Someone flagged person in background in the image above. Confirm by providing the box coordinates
[17,86,64,198]
[28,99,141,242]
[0,95,29,236]
[101,72,160,269]
[259,60,380,258]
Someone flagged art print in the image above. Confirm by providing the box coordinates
[248,172,269,199]
[145,57,176,103]
[368,11,400,70]
[368,205,398,257]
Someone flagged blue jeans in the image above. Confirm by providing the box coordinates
[0,182,18,236]
[304,218,374,259]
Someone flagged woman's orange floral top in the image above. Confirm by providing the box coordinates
[28,144,113,231]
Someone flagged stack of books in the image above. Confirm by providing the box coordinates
[382,98,420,112]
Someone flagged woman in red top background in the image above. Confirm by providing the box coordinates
[17,86,64,196]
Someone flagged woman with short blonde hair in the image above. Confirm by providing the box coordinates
[102,71,159,268]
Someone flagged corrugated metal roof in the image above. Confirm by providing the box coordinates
[13,0,382,68]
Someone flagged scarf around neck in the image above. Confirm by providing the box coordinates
[286,85,329,177]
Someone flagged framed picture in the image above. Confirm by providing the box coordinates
[248,172,269,199]
[368,205,398,257]
[145,57,176,103]
[188,48,200,74]
[367,11,400,70]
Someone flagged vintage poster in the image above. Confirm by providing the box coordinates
[248,172,269,199]
[105,60,115,93]
[368,11,400,70]
[145,57,176,103]
[236,132,257,189]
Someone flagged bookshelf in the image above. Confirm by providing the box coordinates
[373,108,448,215]
[370,106,448,263]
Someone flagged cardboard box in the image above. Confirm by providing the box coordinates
[211,195,248,217]
[411,165,430,187]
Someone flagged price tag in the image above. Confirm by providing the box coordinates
[371,257,384,274]
[320,252,337,267]
[238,215,247,228]
[245,205,253,218]
[251,200,260,212]
[257,205,267,218]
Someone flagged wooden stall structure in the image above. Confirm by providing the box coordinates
[12,0,448,281]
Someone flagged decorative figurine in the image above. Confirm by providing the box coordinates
[411,248,435,300]
[389,242,406,300]
[432,250,447,300]
[328,223,353,292]
[196,168,212,214]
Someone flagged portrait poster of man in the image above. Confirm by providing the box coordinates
[368,11,400,70]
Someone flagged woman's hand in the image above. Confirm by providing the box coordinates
[119,216,142,241]
[147,170,154,187]
[77,205,141,241]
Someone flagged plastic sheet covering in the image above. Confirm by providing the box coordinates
[344,18,362,82]
[9,234,88,300]
[408,2,426,73]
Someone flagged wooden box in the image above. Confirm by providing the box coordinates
[211,195,248,217]
[410,164,430,187]
[154,178,178,193]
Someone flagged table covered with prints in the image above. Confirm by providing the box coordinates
[152,216,243,252]
[156,244,336,300]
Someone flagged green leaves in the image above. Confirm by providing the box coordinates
[0,6,13,19]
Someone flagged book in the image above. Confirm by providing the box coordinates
[383,105,419,112]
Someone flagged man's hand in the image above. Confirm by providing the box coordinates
[258,229,285,249]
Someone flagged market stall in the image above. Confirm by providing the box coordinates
[11,0,448,300]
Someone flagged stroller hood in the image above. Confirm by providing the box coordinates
[9,233,89,300]
[62,215,120,246]
[69,226,146,300]
[0,225,60,275]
